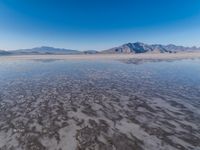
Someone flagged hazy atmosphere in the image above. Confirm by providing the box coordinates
[1,0,200,50]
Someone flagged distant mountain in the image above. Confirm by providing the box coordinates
[1,43,200,56]
[11,46,82,55]
[0,50,11,55]
[102,42,200,54]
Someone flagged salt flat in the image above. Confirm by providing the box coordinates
[1,52,200,61]
[0,56,200,150]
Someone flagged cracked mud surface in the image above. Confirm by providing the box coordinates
[0,59,200,150]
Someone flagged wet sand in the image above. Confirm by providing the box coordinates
[1,52,200,61]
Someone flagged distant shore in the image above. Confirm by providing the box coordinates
[1,52,200,61]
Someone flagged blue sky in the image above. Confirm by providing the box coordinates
[0,0,200,50]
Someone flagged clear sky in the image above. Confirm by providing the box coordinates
[0,0,200,50]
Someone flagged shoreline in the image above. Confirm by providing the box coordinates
[1,52,200,61]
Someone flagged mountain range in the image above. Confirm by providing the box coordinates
[1,42,200,55]
[102,42,200,54]
[9,46,82,55]
[0,50,11,55]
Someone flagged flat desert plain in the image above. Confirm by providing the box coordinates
[1,52,200,61]
[0,52,200,150]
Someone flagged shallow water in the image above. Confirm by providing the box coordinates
[0,59,200,150]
